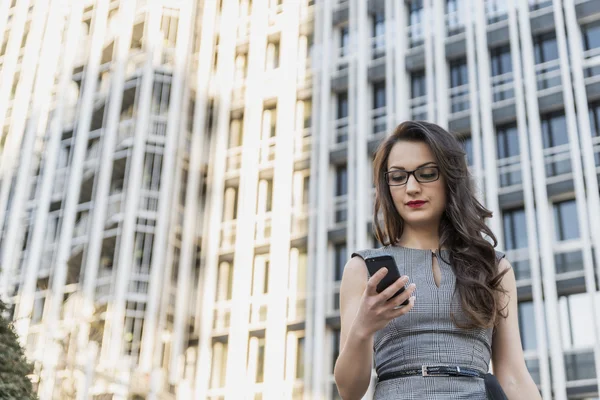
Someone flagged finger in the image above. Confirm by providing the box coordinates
[389,296,416,317]
[391,283,416,308]
[379,275,409,300]
[366,267,389,296]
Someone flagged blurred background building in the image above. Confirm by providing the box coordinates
[1,0,600,399]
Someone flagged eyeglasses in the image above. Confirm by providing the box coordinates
[384,166,440,186]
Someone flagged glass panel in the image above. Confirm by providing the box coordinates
[450,58,468,88]
[411,70,426,98]
[518,301,537,351]
[554,251,584,274]
[503,208,528,250]
[373,82,386,109]
[336,166,348,196]
[558,293,595,348]
[583,21,600,51]
[334,243,347,281]
[525,358,541,385]
[564,351,596,381]
[553,200,580,241]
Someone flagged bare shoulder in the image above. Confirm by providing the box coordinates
[340,256,369,297]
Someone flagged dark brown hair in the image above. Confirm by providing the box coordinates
[373,121,509,329]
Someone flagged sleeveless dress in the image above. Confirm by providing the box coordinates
[351,245,506,400]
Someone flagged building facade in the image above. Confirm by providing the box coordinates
[2,0,600,399]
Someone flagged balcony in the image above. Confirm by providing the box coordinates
[225,146,243,179]
[268,3,284,29]
[255,212,272,245]
[410,95,428,121]
[582,46,600,90]
[332,117,349,150]
[237,16,251,44]
[331,195,348,228]
[287,295,306,323]
[106,193,123,225]
[259,137,277,169]
[449,83,470,118]
[446,11,465,38]
[328,280,342,315]
[504,248,531,283]
[371,107,386,139]
[231,84,246,110]
[370,34,385,64]
[149,115,167,138]
[491,71,515,104]
[291,205,309,239]
[213,301,231,335]
[407,24,424,50]
[73,211,90,243]
[497,155,523,191]
[592,136,600,169]
[536,59,562,93]
[543,143,572,179]
[485,0,508,25]
[116,118,135,148]
[52,169,68,200]
[125,49,146,77]
[297,58,312,91]
[249,294,268,328]
[293,128,311,162]
[220,220,237,251]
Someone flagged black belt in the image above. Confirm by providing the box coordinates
[378,365,486,382]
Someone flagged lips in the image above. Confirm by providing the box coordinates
[406,201,427,206]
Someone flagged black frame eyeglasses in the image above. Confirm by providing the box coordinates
[384,166,440,186]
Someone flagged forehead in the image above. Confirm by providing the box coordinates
[387,140,436,169]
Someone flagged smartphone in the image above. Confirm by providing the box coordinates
[364,254,409,306]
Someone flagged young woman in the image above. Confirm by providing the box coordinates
[334,121,541,400]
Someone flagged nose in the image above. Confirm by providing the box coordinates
[405,173,421,195]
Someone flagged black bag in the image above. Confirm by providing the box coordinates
[483,373,508,400]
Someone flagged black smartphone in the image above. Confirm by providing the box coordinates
[364,254,409,306]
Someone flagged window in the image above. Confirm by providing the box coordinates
[373,12,385,37]
[411,70,426,98]
[558,293,595,349]
[340,26,350,57]
[331,329,341,374]
[408,0,423,26]
[266,41,280,70]
[459,135,473,166]
[216,263,233,301]
[335,165,347,197]
[450,58,468,88]
[553,199,580,241]
[518,301,537,351]
[373,81,386,109]
[334,242,347,281]
[496,123,519,159]
[582,21,600,51]
[296,336,305,379]
[533,32,558,64]
[589,101,600,137]
[541,111,568,148]
[337,92,348,119]
[490,45,512,76]
[255,338,266,383]
[210,342,228,388]
[503,208,528,250]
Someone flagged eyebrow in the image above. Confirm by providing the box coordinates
[388,161,437,170]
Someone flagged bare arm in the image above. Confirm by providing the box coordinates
[334,256,415,400]
[491,258,542,400]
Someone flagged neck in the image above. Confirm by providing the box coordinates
[397,224,442,250]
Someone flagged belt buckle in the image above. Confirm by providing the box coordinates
[422,365,460,377]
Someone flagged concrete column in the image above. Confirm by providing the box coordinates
[433,0,448,128]
[424,0,435,121]
[473,0,502,247]
[515,1,567,397]
[263,2,300,399]
[552,0,600,392]
[223,0,268,396]
[0,0,48,290]
[464,0,484,202]
[166,0,197,383]
[392,0,409,124]
[506,1,551,397]
[310,0,332,398]
[74,0,136,371]
[354,0,369,253]
[39,1,110,398]
[193,0,235,397]
[11,0,70,340]
[106,2,161,365]
[0,0,31,183]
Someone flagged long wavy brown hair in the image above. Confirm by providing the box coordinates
[373,121,509,329]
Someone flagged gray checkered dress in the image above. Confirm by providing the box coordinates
[351,246,506,400]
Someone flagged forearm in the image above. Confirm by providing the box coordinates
[333,326,374,400]
[500,372,542,400]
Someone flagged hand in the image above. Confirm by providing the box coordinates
[351,268,416,338]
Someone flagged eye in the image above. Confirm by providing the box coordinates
[417,167,438,180]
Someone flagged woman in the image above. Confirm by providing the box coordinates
[334,121,540,400]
